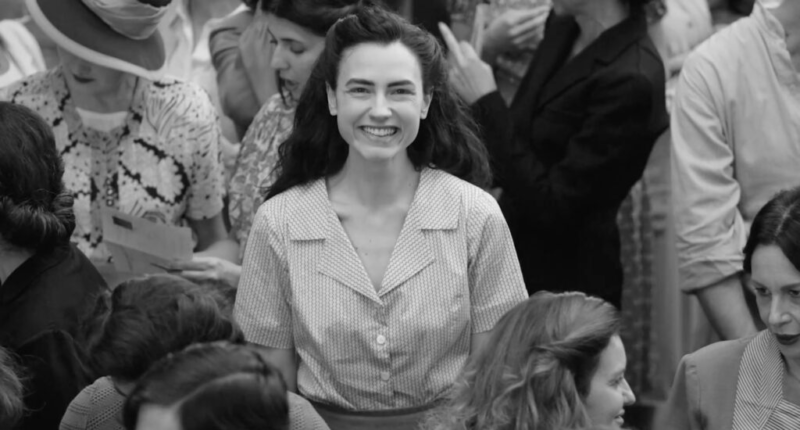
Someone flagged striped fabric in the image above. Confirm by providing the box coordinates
[235,168,527,411]
[732,331,800,429]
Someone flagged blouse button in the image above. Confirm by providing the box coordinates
[376,335,386,345]
[380,372,390,381]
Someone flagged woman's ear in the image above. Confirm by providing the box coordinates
[421,92,433,119]
[326,83,338,116]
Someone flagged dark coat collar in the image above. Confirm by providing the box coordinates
[511,10,651,114]
[0,242,69,305]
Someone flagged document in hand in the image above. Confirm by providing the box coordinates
[101,209,193,275]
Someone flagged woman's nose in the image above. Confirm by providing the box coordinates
[769,295,792,327]
[270,46,289,71]
[622,379,636,405]
[369,93,391,118]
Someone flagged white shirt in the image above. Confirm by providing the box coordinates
[671,1,800,292]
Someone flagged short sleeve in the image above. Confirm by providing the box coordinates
[59,383,94,430]
[670,51,746,292]
[465,190,528,333]
[234,200,294,349]
[287,392,330,430]
[180,85,226,221]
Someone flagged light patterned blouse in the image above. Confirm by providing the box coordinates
[228,93,296,260]
[0,68,225,261]
[235,168,528,410]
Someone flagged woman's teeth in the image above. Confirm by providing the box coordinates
[363,126,397,137]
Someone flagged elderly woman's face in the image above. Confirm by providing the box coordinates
[750,244,800,359]
[57,48,130,96]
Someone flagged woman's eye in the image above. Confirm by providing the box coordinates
[754,287,770,297]
[290,47,305,55]
[393,88,414,95]
[268,38,277,46]
[789,290,800,298]
[349,87,368,94]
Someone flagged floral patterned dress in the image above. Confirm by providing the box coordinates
[0,68,225,262]
[228,93,296,260]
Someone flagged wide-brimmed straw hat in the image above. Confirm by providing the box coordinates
[26,0,173,80]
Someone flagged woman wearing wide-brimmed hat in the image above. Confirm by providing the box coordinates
[1,0,230,270]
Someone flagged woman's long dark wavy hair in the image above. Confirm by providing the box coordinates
[265,5,491,199]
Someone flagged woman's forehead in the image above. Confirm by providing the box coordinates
[337,42,423,84]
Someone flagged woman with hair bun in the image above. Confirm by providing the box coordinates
[0,101,108,429]
[235,4,526,429]
[425,292,635,430]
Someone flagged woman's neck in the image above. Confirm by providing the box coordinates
[330,155,419,209]
[572,0,629,53]
[67,73,138,113]
[0,246,33,285]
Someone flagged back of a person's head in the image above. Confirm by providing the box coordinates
[122,342,289,430]
[267,0,367,36]
[426,292,621,430]
[744,185,800,273]
[81,274,244,383]
[0,101,75,251]
[0,346,24,430]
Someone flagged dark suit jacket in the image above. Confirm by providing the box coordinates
[0,242,107,430]
[473,11,668,307]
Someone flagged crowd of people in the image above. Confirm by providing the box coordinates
[0,0,797,429]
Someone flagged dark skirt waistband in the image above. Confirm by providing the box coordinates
[309,399,441,430]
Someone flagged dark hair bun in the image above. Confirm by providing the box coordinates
[0,192,76,251]
[0,102,76,250]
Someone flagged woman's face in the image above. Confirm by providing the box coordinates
[135,404,181,430]
[266,14,325,100]
[57,48,130,97]
[326,41,432,166]
[583,335,636,429]
[750,244,800,359]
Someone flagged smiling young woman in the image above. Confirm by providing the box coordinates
[234,5,527,429]
[423,292,636,430]
[660,186,800,430]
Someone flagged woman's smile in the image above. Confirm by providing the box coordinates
[360,126,398,138]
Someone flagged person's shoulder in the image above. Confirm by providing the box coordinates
[426,169,502,219]
[256,180,324,227]
[683,15,758,74]
[143,76,215,112]
[0,69,56,101]
[61,243,108,291]
[287,392,330,430]
[685,335,752,369]
[253,93,292,123]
